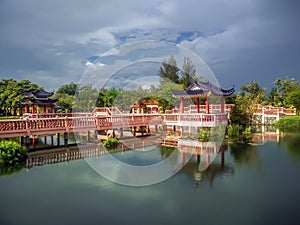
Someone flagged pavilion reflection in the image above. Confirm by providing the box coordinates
[177,140,234,187]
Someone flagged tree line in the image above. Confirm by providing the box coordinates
[0,56,299,117]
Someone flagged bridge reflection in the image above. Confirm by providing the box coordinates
[25,135,232,186]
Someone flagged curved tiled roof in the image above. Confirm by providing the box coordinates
[20,98,58,104]
[24,89,54,98]
[172,81,234,98]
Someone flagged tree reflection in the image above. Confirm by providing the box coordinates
[281,132,300,162]
[0,162,25,176]
[229,143,259,165]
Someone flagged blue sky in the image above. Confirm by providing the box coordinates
[0,0,300,91]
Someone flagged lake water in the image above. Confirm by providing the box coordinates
[0,132,300,225]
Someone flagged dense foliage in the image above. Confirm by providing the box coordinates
[274,116,300,130]
[0,140,26,166]
[102,137,119,150]
[0,79,41,116]
[227,77,300,142]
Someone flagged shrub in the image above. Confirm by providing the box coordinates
[102,137,119,150]
[274,116,300,130]
[0,140,26,166]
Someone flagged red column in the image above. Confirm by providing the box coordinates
[205,96,210,114]
[50,104,54,113]
[31,103,35,114]
[221,96,225,113]
[196,97,200,113]
[25,104,29,113]
[43,104,46,113]
[180,97,184,113]
[206,153,210,168]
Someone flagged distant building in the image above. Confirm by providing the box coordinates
[20,90,57,114]
[130,100,159,114]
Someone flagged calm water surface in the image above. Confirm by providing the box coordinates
[0,133,300,225]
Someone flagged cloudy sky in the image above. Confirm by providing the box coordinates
[0,0,300,91]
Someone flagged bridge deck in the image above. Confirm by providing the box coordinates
[0,113,228,138]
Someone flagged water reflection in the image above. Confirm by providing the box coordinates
[281,132,300,162]
[229,143,259,165]
[21,136,234,187]
[181,144,234,187]
[252,125,300,163]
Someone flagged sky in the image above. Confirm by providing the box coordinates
[0,0,300,92]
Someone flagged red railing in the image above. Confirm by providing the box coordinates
[0,113,228,138]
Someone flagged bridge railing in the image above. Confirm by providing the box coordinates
[0,113,228,138]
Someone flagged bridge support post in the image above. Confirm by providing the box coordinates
[51,135,54,146]
[64,132,68,147]
[141,126,144,136]
[25,136,30,151]
[133,127,136,137]
[87,130,91,142]
[94,130,98,140]
[147,126,150,134]
[20,136,24,146]
[32,135,36,148]
[56,133,60,147]
[163,125,167,132]
[173,125,176,132]
[119,128,123,139]
[180,126,184,134]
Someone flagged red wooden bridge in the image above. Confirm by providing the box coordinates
[0,111,228,139]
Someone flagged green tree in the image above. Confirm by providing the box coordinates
[73,84,98,112]
[56,82,78,96]
[0,79,41,116]
[267,77,300,107]
[54,93,75,112]
[158,55,180,84]
[285,88,300,113]
[240,81,266,104]
[180,57,196,88]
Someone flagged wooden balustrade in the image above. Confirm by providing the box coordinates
[0,113,228,138]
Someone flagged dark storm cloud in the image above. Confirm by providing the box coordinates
[0,0,299,90]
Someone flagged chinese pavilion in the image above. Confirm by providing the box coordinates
[130,99,159,114]
[172,81,235,113]
[20,90,58,114]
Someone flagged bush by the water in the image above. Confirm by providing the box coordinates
[274,116,300,130]
[0,140,26,166]
[227,124,251,143]
[102,137,119,150]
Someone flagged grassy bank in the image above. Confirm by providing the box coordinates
[274,116,300,130]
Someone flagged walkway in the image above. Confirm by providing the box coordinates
[0,112,228,139]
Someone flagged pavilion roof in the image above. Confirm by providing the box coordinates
[24,89,55,98]
[20,98,58,105]
[172,81,235,98]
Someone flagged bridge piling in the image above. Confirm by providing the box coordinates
[87,130,91,142]
[64,132,68,147]
[94,130,98,140]
[25,136,30,151]
[56,133,60,147]
[51,135,54,146]
[119,128,123,139]
[133,127,136,137]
